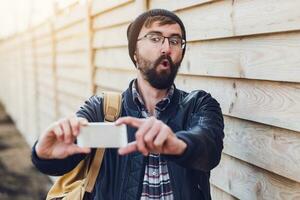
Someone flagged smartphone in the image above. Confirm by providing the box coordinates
[77,122,128,148]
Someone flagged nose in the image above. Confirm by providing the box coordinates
[160,37,171,56]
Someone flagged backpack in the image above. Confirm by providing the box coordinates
[46,91,122,200]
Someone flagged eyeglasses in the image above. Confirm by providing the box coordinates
[137,33,186,50]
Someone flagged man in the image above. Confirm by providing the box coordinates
[32,9,224,200]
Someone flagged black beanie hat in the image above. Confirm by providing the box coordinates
[127,9,186,67]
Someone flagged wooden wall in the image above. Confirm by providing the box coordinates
[0,0,299,199]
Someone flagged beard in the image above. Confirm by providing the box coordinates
[136,53,181,90]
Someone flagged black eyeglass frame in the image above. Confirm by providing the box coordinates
[137,33,186,49]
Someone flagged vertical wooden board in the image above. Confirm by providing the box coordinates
[223,116,300,182]
[175,76,300,132]
[181,32,300,83]
[211,154,300,200]
[91,0,132,16]
[93,24,129,48]
[92,0,146,29]
[211,185,238,200]
[234,0,300,36]
[149,0,216,11]
[94,47,133,70]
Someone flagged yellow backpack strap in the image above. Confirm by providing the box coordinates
[85,91,122,193]
[103,91,122,122]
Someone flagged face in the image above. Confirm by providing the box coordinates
[135,21,184,89]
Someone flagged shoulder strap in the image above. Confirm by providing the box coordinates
[85,91,122,193]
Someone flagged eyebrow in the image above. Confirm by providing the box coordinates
[147,31,182,38]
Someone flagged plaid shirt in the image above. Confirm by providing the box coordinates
[132,80,174,200]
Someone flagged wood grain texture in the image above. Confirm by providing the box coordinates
[211,184,238,200]
[149,0,215,11]
[93,24,128,48]
[54,3,85,30]
[92,0,146,29]
[176,0,300,41]
[175,75,300,132]
[181,32,300,83]
[223,116,300,182]
[91,0,133,16]
[211,154,300,200]
[56,51,89,68]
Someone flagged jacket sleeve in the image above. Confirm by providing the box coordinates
[31,96,104,176]
[165,91,224,172]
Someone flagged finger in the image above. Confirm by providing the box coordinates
[60,119,73,144]
[78,117,88,126]
[69,116,80,137]
[144,120,161,150]
[135,118,154,156]
[66,144,91,156]
[118,141,137,155]
[52,123,64,142]
[153,126,169,149]
[115,116,144,128]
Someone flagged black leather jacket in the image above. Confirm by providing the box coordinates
[32,81,224,200]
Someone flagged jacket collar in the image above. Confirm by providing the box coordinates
[123,79,181,124]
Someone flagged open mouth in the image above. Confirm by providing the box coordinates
[160,59,170,68]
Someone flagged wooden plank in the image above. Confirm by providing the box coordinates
[177,0,300,41]
[35,44,53,57]
[93,23,128,48]
[181,32,300,83]
[211,154,300,200]
[56,51,89,68]
[149,0,215,11]
[223,116,300,182]
[91,0,132,16]
[33,22,51,38]
[175,75,300,132]
[35,56,53,68]
[58,92,86,112]
[55,21,86,41]
[94,68,136,91]
[35,36,52,47]
[57,78,90,98]
[56,67,89,83]
[56,35,88,53]
[38,84,55,99]
[94,47,133,70]
[58,103,77,118]
[178,0,233,41]
[92,1,146,29]
[211,184,238,200]
[54,3,86,30]
[233,0,300,37]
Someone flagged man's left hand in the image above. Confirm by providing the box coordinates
[115,116,187,156]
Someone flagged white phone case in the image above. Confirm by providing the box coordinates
[77,122,128,148]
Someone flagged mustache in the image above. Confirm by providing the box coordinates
[153,55,174,68]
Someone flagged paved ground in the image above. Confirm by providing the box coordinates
[0,103,52,200]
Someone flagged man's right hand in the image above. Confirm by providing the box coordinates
[35,116,91,160]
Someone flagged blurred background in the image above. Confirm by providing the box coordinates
[0,0,299,199]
